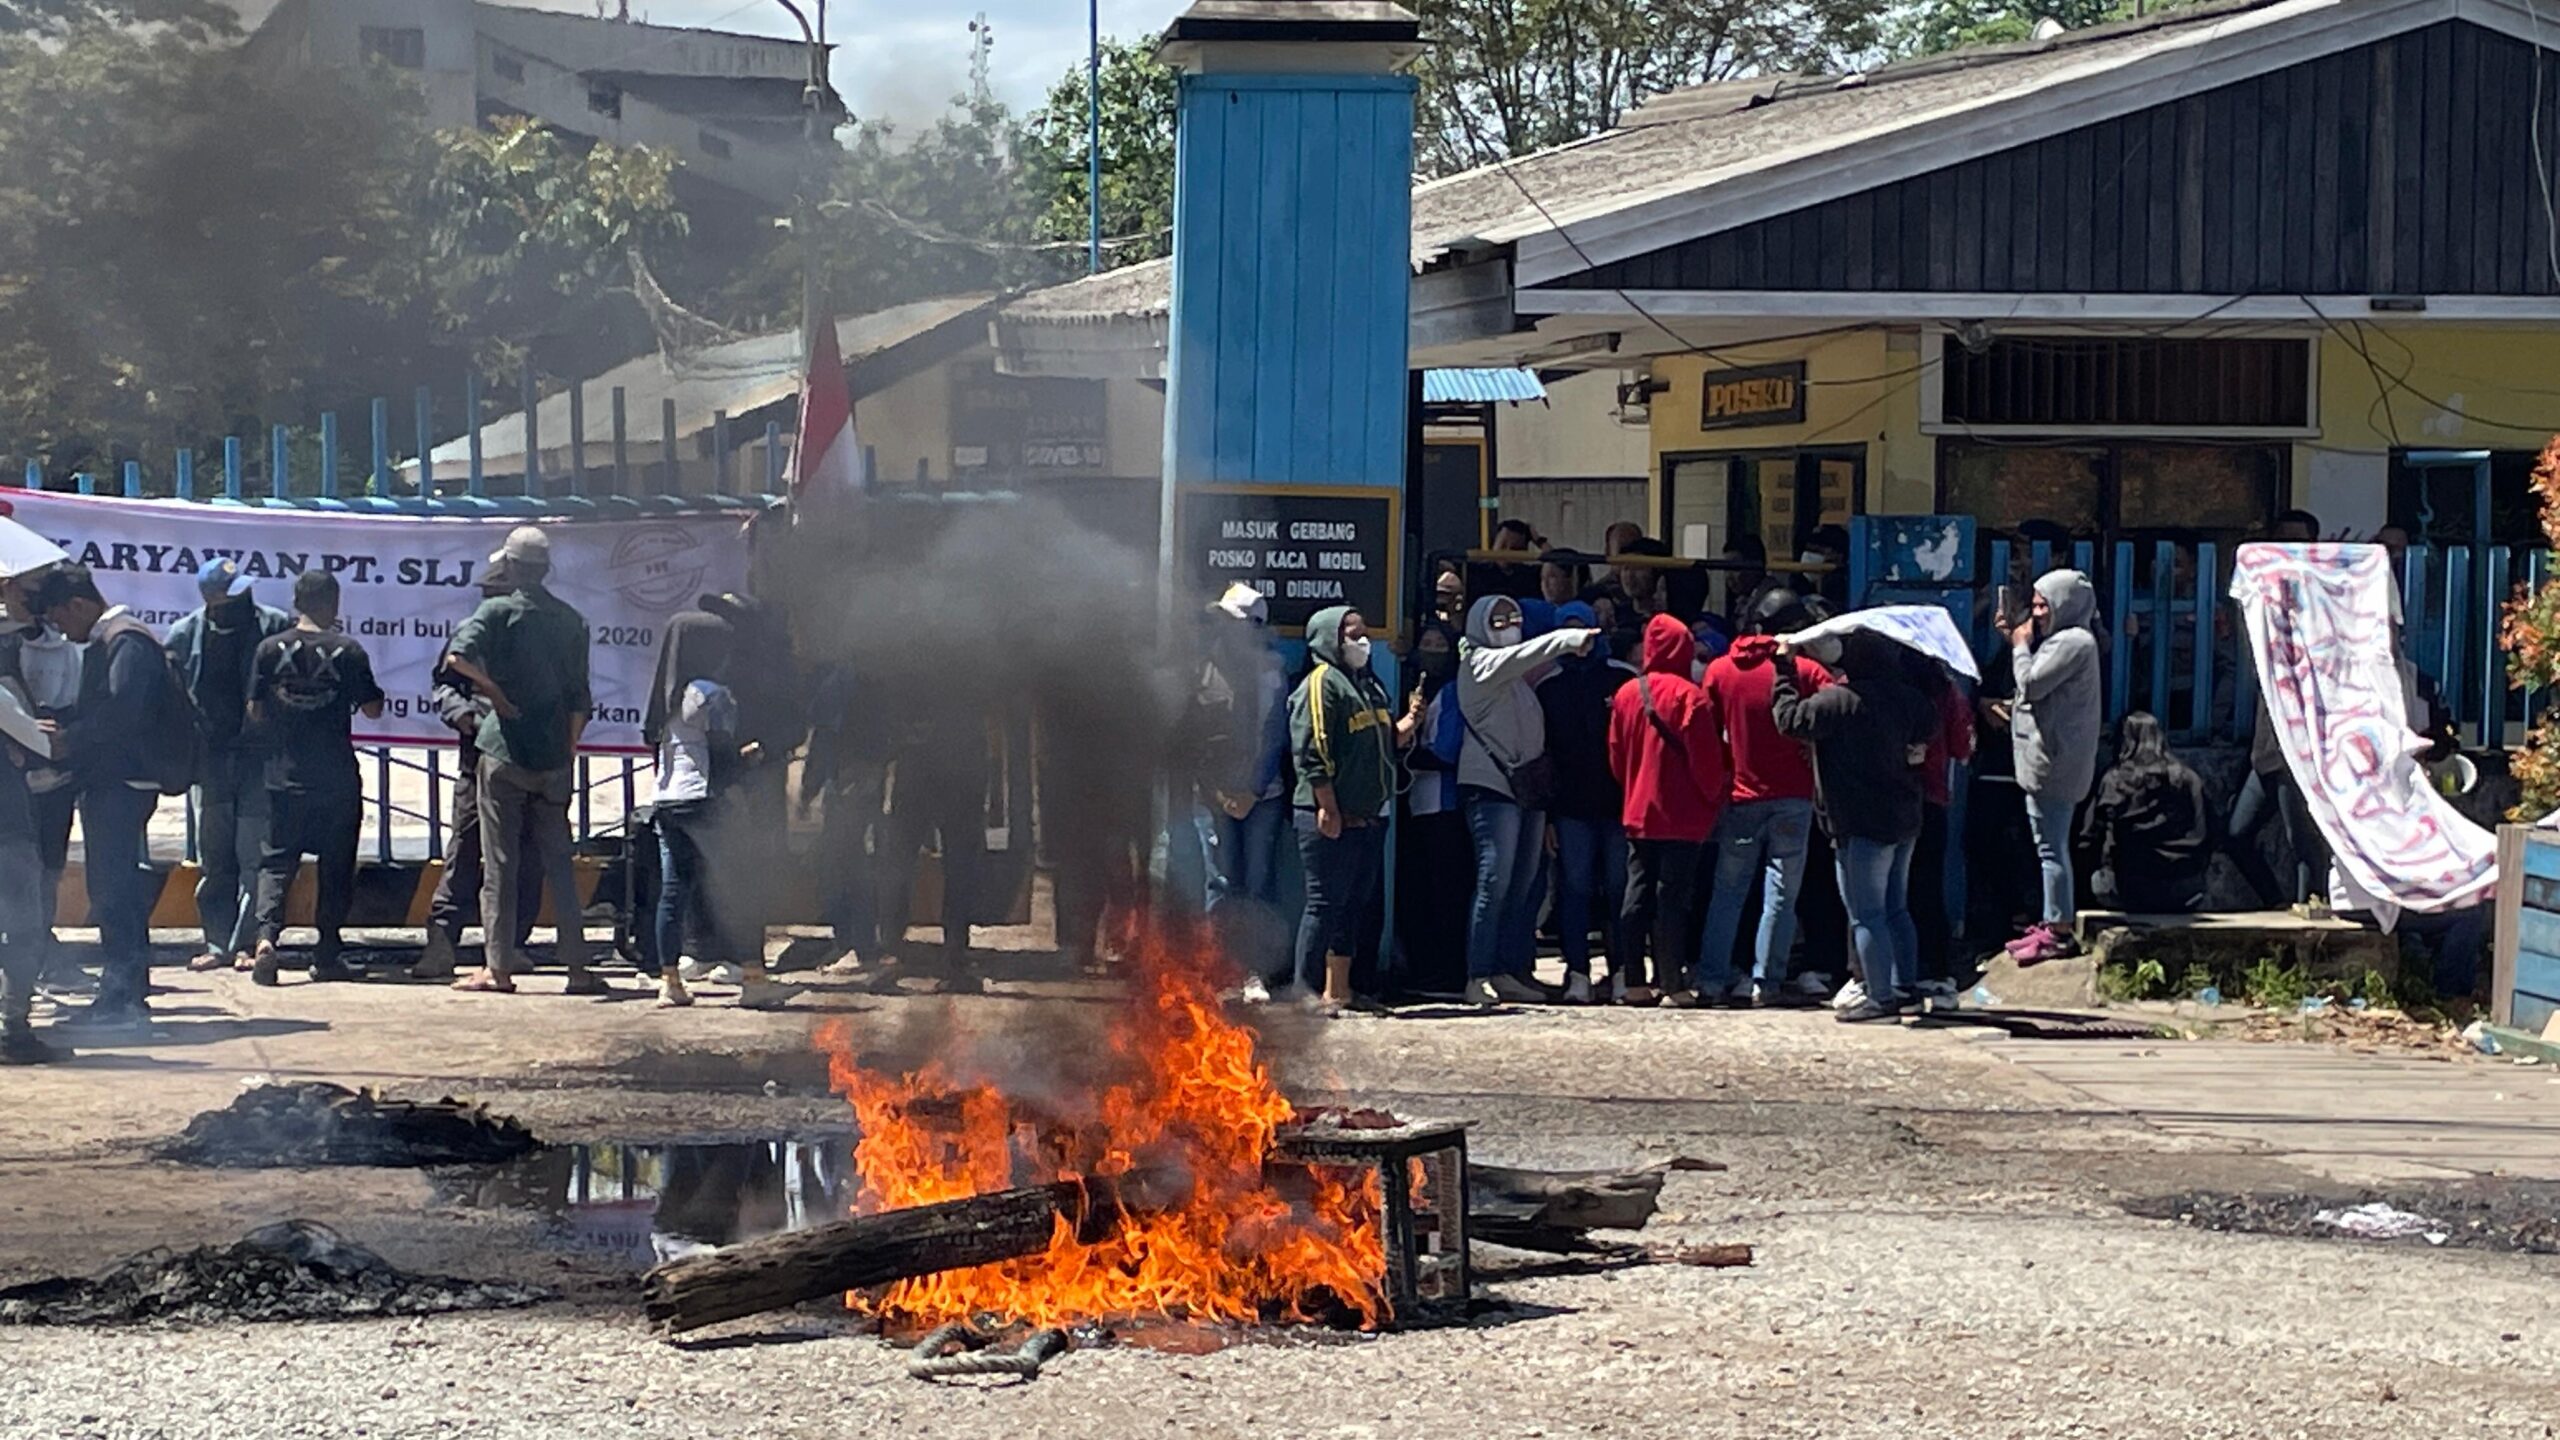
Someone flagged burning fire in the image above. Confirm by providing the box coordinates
[812,915,1386,1330]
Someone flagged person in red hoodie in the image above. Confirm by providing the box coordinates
[1607,613,1727,1007]
[1695,588,1833,1006]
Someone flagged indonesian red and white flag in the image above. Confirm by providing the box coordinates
[792,316,862,500]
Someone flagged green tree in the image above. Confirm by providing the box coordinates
[1020,38,1176,268]
[424,117,689,377]
[1890,0,2205,56]
[724,95,1068,330]
[1412,0,1889,175]
[0,28,430,466]
[0,0,227,38]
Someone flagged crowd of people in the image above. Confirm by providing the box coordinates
[0,497,2479,1061]
[1194,510,2468,1021]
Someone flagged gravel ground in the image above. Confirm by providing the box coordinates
[1,975,2555,1437]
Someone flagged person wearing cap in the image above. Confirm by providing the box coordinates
[164,557,291,974]
[441,526,606,995]
[1194,582,1288,998]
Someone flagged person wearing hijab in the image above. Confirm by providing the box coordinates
[1771,629,1938,1023]
[2079,711,2214,914]
[1394,615,1471,997]
[2005,569,2103,964]
[1288,606,1416,1011]
[1539,599,1636,1004]
[1456,594,1599,1006]
[642,609,752,1008]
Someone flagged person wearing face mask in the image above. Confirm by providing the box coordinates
[1289,606,1418,1012]
[1393,616,1471,997]
[1457,595,1600,1006]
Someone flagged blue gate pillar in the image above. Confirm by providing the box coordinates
[1157,0,1423,577]
[1154,2,1424,950]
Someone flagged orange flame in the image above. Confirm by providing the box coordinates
[812,914,1386,1330]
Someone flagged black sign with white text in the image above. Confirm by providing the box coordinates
[1178,484,1400,636]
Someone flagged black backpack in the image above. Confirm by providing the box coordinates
[97,616,204,797]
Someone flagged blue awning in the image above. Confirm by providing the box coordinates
[1422,368,1547,405]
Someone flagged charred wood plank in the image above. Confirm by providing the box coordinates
[641,1168,1188,1335]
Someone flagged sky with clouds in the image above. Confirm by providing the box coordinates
[586,0,1186,122]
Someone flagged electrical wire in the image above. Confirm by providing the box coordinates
[2532,0,2560,289]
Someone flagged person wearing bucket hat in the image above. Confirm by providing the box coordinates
[442,526,610,996]
[165,557,290,974]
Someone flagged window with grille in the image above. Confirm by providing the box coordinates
[1940,336,2311,430]
[359,25,426,69]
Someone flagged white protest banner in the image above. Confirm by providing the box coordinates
[2231,542,2496,922]
[4,491,753,753]
[1781,603,1982,682]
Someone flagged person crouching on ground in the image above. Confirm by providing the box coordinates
[1289,606,1417,1013]
[2006,569,2102,964]
[1607,613,1725,1009]
[246,570,385,985]
[1771,631,1938,1023]
[2080,711,2214,915]
[1456,595,1599,1006]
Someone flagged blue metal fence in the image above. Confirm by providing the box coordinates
[4,366,806,864]
[1943,536,2541,749]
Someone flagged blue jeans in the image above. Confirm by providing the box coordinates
[1697,798,1815,991]
[1835,834,1919,1005]
[1292,810,1384,993]
[1551,815,1626,979]
[1462,786,1545,981]
[1211,796,1286,912]
[2024,789,2076,926]
[656,810,709,976]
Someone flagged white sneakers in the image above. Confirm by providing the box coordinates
[1239,976,1273,1005]
[1831,978,1868,1012]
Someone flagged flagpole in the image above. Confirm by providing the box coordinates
[774,0,826,379]
[1087,0,1102,274]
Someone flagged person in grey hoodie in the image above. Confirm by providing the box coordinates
[1456,595,1598,1005]
[2004,569,2102,963]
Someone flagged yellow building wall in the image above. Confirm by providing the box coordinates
[2303,325,2560,533]
[1646,330,1923,551]
[856,359,956,486]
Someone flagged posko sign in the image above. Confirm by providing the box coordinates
[5,491,752,752]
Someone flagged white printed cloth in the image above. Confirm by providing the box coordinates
[6,491,752,752]
[2230,543,2496,923]
[1782,604,1982,682]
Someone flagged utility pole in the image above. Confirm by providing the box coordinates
[773,1,829,375]
[1088,0,1102,274]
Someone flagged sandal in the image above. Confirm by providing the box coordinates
[186,951,228,973]
[451,971,516,994]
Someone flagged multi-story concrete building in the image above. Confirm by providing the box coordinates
[237,0,837,211]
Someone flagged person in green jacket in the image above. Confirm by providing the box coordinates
[1288,605,1418,1011]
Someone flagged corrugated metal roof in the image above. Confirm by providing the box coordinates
[1000,0,2306,328]
[1423,368,1546,404]
[413,295,994,476]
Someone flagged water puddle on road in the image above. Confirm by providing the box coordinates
[430,1134,855,1269]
